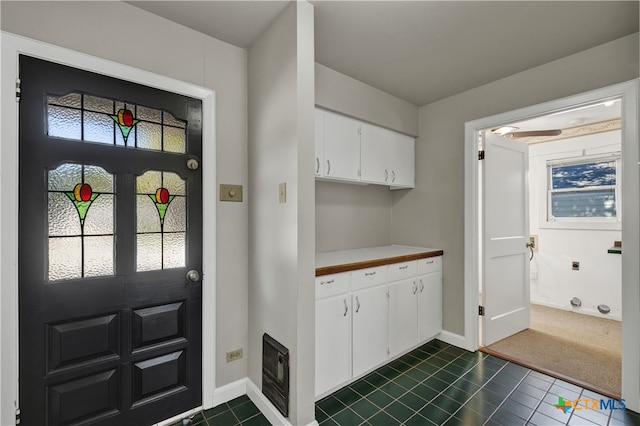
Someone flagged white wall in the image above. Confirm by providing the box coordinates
[529,131,622,319]
[314,64,419,253]
[0,0,249,394]
[247,2,316,424]
[392,33,639,336]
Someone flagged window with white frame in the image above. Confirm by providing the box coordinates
[547,155,620,223]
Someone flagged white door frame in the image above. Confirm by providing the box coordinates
[464,80,639,411]
[0,32,217,425]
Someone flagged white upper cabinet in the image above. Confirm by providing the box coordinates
[360,123,391,185]
[315,108,415,189]
[321,110,361,181]
[389,132,415,189]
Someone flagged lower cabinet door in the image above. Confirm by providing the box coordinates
[352,286,388,378]
[388,278,419,357]
[418,272,442,342]
[316,295,351,396]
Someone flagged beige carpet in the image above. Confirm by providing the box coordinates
[483,304,621,398]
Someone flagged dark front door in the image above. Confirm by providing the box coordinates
[18,56,203,425]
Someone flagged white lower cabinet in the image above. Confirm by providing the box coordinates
[352,286,389,378]
[315,295,351,397]
[388,278,419,357]
[315,253,443,398]
[418,272,442,342]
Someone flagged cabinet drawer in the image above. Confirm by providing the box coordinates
[352,266,387,291]
[387,261,417,282]
[316,272,349,300]
[418,256,442,275]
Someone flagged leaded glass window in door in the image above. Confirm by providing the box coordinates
[47,164,114,281]
[136,170,186,271]
[47,92,187,152]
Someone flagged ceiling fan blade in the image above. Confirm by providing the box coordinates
[508,129,562,138]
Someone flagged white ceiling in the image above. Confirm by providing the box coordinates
[128,1,638,108]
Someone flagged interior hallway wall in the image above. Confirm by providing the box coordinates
[247,2,316,424]
[0,0,249,389]
[391,33,639,336]
[314,63,419,253]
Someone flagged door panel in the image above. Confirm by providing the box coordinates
[482,133,530,346]
[388,279,418,357]
[352,286,388,377]
[19,55,203,425]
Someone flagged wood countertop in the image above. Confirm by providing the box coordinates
[316,245,443,277]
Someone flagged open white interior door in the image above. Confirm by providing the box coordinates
[482,132,531,346]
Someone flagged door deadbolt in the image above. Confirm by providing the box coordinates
[186,158,199,170]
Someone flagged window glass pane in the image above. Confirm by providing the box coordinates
[47,164,114,281]
[551,161,616,189]
[48,105,81,140]
[136,171,162,194]
[136,171,186,271]
[163,111,186,128]
[84,95,113,114]
[48,192,82,237]
[48,163,82,191]
[551,189,616,218]
[163,126,186,153]
[137,233,162,272]
[49,237,82,280]
[164,197,186,232]
[84,194,114,235]
[84,111,115,144]
[137,122,162,150]
[163,233,186,269]
[46,93,187,153]
[137,194,161,233]
[48,93,81,109]
[85,236,114,277]
[138,106,162,123]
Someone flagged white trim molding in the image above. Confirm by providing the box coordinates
[464,80,639,412]
[0,31,217,425]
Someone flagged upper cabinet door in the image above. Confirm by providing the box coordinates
[314,109,324,177]
[323,111,361,181]
[390,133,415,189]
[360,123,391,184]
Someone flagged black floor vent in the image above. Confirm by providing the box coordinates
[262,333,289,417]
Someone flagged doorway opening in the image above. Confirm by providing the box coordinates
[478,98,623,398]
[464,80,639,412]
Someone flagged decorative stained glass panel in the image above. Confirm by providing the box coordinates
[46,92,187,153]
[47,164,114,281]
[136,171,186,272]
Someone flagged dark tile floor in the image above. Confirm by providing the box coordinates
[176,340,640,426]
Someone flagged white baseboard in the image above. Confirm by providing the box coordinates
[155,379,248,426]
[531,301,622,322]
[437,330,475,352]
[210,378,249,408]
[246,379,319,426]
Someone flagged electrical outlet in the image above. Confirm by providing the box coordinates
[226,348,243,362]
[279,182,286,203]
[572,261,580,271]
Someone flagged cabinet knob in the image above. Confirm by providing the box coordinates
[392,170,396,182]
[327,160,331,175]
[316,158,320,174]
[343,299,348,316]
[413,282,418,294]
[384,169,388,182]
[355,296,361,313]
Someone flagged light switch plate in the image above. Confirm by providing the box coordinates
[279,182,286,203]
[220,184,243,202]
